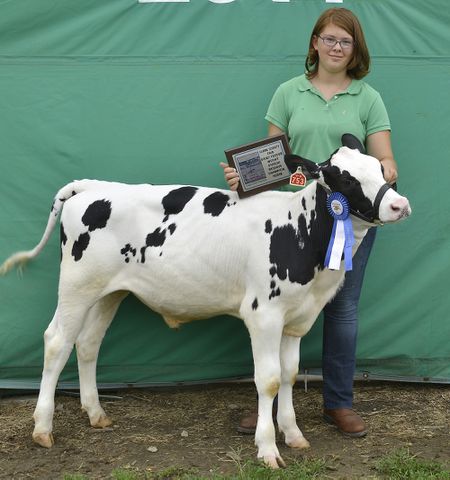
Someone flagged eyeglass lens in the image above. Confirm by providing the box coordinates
[320,35,354,49]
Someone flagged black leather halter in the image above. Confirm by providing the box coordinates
[349,182,395,225]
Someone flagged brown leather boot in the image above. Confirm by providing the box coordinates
[323,408,367,438]
[237,405,278,435]
[237,411,258,434]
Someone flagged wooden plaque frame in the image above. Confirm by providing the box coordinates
[225,134,292,198]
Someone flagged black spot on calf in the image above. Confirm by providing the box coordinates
[82,200,112,232]
[72,232,90,261]
[121,243,137,263]
[322,166,372,218]
[265,220,272,234]
[140,227,167,263]
[60,223,67,262]
[270,226,307,284]
[162,186,197,221]
[269,287,281,300]
[146,227,166,248]
[252,298,258,311]
[168,223,176,235]
[203,191,230,217]
[60,223,67,246]
[268,185,332,285]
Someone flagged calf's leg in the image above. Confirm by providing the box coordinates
[247,315,285,469]
[33,303,90,448]
[76,291,127,428]
[277,335,310,449]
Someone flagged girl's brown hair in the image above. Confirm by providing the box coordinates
[305,8,370,80]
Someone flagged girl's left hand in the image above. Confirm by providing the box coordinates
[381,158,398,184]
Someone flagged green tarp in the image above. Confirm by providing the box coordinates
[0,0,449,387]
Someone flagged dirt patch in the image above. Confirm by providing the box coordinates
[0,381,449,479]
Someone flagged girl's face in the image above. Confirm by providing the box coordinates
[312,23,354,75]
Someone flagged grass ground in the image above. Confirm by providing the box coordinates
[63,449,450,480]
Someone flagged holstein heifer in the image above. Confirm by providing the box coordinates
[0,136,410,468]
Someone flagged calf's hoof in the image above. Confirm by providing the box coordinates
[261,454,286,469]
[90,414,113,429]
[32,432,54,448]
[286,436,310,449]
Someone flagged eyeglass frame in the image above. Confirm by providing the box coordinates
[317,34,355,50]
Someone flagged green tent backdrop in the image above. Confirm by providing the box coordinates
[0,0,449,388]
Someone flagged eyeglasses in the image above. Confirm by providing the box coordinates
[318,35,354,50]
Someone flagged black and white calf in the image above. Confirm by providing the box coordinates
[0,137,410,468]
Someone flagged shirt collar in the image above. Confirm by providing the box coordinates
[298,75,362,95]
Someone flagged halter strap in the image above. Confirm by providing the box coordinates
[350,182,394,224]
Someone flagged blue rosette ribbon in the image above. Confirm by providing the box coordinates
[324,192,354,271]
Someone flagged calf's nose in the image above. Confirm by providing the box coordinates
[390,197,411,217]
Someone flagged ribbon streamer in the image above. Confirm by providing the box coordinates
[324,192,354,271]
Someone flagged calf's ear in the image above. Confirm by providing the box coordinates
[341,133,365,153]
[284,154,321,179]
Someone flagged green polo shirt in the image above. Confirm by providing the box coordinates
[265,74,391,163]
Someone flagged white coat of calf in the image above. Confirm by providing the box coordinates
[0,144,411,469]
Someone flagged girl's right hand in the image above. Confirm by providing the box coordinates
[219,162,240,191]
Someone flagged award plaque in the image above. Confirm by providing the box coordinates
[225,134,292,198]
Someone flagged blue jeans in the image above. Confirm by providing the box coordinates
[322,227,377,410]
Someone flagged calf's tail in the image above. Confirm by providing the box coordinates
[0,181,80,275]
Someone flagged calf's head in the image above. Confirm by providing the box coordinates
[285,135,411,225]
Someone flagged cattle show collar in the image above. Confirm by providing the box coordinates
[323,182,394,226]
[323,182,392,272]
